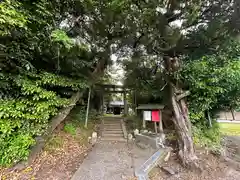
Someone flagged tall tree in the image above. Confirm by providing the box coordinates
[119,0,239,167]
[64,0,240,167]
[2,0,240,167]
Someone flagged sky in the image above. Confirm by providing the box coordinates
[109,54,124,85]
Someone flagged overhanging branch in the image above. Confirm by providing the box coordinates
[160,82,168,91]
[176,91,190,101]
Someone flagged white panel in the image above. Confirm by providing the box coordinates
[143,111,151,121]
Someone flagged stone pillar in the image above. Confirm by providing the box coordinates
[123,89,128,116]
[85,87,91,128]
[132,90,137,113]
[159,110,163,133]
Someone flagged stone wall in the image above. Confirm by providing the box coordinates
[217,111,240,121]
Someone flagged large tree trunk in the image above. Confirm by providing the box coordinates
[170,85,198,167]
[164,56,198,168]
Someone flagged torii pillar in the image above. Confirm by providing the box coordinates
[123,89,128,116]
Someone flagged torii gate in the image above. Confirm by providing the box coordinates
[84,83,129,127]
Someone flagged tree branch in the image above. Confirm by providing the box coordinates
[176,91,191,101]
[160,82,168,91]
[165,12,183,23]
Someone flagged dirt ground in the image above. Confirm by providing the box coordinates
[149,150,240,180]
[0,127,92,180]
[1,119,240,180]
[1,138,240,180]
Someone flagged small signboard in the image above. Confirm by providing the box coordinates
[152,110,160,122]
[143,110,161,122]
[137,104,164,134]
[143,111,151,121]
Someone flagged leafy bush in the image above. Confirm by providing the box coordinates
[180,42,240,150]
[0,0,92,167]
[0,0,27,36]
[0,72,86,166]
[193,121,221,151]
[125,115,142,132]
[71,106,100,123]
[0,134,35,165]
[64,123,77,135]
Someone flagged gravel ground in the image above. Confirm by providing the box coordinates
[71,139,240,180]
[71,141,134,180]
[71,141,156,180]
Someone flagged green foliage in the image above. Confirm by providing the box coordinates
[0,0,93,166]
[0,0,27,35]
[1,0,239,165]
[0,134,35,166]
[193,121,221,150]
[0,71,84,166]
[177,40,240,150]
[125,115,142,132]
[123,57,165,105]
[181,40,240,123]
[64,123,77,135]
[51,29,73,49]
[71,106,99,123]
[36,72,87,90]
[61,106,99,144]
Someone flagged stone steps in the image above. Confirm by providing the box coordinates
[104,128,122,131]
[104,122,121,124]
[104,129,123,133]
[103,124,121,127]
[101,136,127,142]
[104,125,122,129]
[103,124,122,128]
[101,118,125,142]
[103,123,121,126]
[103,129,123,133]
[103,132,124,137]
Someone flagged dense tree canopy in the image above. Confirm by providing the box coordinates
[0,0,91,166]
[1,0,240,167]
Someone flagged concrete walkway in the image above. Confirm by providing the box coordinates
[71,141,155,180]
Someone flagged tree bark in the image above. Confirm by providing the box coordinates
[170,85,198,167]
[231,108,235,121]
[164,56,198,168]
[48,91,82,133]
